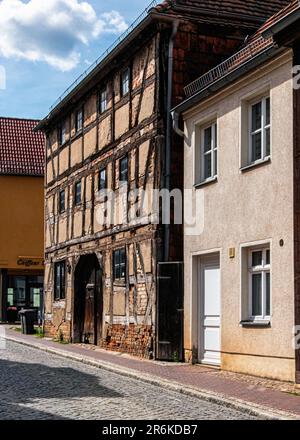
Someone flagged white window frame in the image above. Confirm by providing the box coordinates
[248,96,271,165]
[248,247,271,321]
[200,122,217,183]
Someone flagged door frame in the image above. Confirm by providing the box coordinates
[73,254,103,345]
[196,252,221,365]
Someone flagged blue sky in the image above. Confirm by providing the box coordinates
[0,0,152,120]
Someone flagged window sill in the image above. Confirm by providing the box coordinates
[240,157,271,173]
[194,176,218,189]
[240,320,271,328]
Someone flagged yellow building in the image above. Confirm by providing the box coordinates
[0,117,45,323]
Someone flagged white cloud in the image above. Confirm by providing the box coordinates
[0,0,128,71]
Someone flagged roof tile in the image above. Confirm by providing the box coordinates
[173,0,292,20]
[0,117,45,176]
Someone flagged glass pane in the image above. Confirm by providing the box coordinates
[120,263,126,279]
[204,127,212,153]
[204,154,212,179]
[252,251,263,267]
[121,158,127,172]
[101,90,107,112]
[120,158,128,182]
[251,132,262,162]
[56,265,61,297]
[75,182,81,204]
[266,272,270,316]
[7,288,14,306]
[120,248,126,265]
[61,264,65,299]
[99,169,106,190]
[252,102,262,131]
[77,110,82,131]
[122,70,129,95]
[266,249,270,265]
[114,251,120,266]
[214,149,217,176]
[15,277,26,301]
[214,124,217,147]
[62,124,66,144]
[252,273,262,316]
[32,288,41,308]
[266,98,270,126]
[265,127,270,156]
[60,191,65,212]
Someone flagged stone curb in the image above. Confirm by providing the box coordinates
[3,334,299,421]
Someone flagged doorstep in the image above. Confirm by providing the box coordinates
[2,325,300,420]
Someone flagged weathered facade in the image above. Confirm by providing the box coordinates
[174,0,300,382]
[37,0,290,359]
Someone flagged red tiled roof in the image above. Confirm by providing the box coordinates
[154,0,292,28]
[250,0,299,38]
[0,117,45,176]
[172,0,292,21]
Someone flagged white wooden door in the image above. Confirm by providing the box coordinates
[199,257,221,365]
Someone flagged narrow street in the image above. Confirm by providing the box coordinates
[0,340,260,420]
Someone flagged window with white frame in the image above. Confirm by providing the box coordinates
[249,96,270,164]
[198,122,218,183]
[248,247,271,320]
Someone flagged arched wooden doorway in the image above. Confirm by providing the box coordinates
[73,254,102,345]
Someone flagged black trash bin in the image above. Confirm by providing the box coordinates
[19,309,35,335]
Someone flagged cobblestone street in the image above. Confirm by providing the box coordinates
[0,340,260,420]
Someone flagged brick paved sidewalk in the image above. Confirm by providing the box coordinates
[2,326,300,418]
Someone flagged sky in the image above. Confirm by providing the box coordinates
[0,0,152,120]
